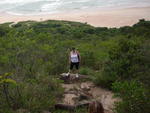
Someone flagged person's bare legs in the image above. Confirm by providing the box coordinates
[75,69,79,78]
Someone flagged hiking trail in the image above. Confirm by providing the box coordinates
[55,73,120,113]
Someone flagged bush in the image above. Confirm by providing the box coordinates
[0,74,64,113]
[79,67,93,75]
[95,36,143,89]
[93,71,115,89]
[112,81,150,113]
[19,76,63,113]
[0,73,17,112]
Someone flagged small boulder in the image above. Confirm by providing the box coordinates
[80,82,91,91]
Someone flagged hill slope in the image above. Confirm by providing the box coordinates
[0,19,150,113]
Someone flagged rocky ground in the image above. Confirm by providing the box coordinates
[55,73,120,113]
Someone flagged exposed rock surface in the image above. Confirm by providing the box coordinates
[56,73,120,113]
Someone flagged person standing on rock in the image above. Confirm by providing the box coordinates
[66,47,81,78]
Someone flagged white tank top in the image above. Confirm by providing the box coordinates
[70,52,79,63]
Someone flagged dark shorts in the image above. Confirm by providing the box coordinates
[70,62,79,70]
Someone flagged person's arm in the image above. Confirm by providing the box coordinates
[77,51,81,62]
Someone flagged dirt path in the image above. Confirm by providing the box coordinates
[56,73,120,113]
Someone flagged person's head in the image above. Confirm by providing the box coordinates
[71,47,76,52]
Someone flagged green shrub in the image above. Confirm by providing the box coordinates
[0,73,17,112]
[19,76,63,113]
[93,71,113,88]
[79,67,93,75]
[95,36,143,89]
[112,81,150,113]
[0,74,64,113]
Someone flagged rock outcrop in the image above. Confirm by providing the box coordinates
[55,73,119,113]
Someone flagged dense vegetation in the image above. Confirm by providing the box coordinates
[0,19,150,113]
